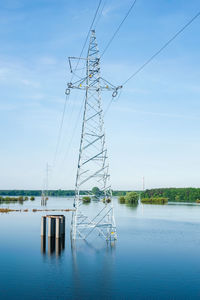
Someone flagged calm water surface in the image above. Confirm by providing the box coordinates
[1,197,200,299]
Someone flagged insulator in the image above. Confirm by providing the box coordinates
[65,88,70,95]
[112,90,118,97]
[67,82,72,88]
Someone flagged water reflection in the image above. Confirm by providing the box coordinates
[41,236,46,254]
[48,237,55,255]
[41,198,48,206]
[70,239,116,299]
[41,236,65,257]
[56,237,65,256]
[125,203,138,210]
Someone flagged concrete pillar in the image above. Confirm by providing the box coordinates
[61,216,65,236]
[56,217,61,239]
[41,216,46,236]
[60,216,64,236]
[48,217,55,237]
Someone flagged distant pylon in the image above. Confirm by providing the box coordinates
[142,176,145,191]
[41,163,50,203]
[66,30,122,241]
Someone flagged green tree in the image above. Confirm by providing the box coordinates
[82,196,91,203]
[91,187,101,197]
[118,196,126,204]
[125,192,138,204]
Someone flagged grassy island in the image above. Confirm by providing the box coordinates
[102,198,111,203]
[0,196,29,203]
[141,197,168,204]
[118,192,138,205]
[82,196,91,203]
[118,196,126,204]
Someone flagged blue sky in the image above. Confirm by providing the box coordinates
[0,0,200,190]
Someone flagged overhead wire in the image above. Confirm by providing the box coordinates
[53,93,70,166]
[72,0,103,76]
[105,9,200,115]
[123,10,200,85]
[52,0,103,168]
[101,0,137,58]
[104,89,122,116]
[93,0,107,29]
[61,96,85,167]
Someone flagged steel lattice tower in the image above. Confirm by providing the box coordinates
[66,30,122,241]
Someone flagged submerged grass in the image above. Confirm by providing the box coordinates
[141,197,168,204]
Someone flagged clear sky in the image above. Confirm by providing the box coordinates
[0,0,200,190]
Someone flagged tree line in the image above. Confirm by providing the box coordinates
[141,188,200,202]
[0,189,130,197]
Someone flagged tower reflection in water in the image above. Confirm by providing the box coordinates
[41,236,65,257]
[70,239,116,299]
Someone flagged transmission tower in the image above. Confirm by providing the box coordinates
[41,163,50,204]
[66,30,122,241]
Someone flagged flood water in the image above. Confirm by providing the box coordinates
[1,197,200,299]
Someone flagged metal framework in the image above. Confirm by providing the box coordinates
[66,30,122,241]
[41,163,50,205]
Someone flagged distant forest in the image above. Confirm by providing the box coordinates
[0,190,129,197]
[141,188,200,202]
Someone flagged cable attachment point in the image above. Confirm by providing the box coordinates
[112,90,118,98]
[65,88,70,95]
[67,82,73,88]
[112,85,123,98]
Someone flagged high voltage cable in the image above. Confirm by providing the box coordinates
[72,0,103,74]
[123,10,200,85]
[61,98,85,167]
[93,0,107,29]
[105,10,200,115]
[104,90,123,116]
[52,0,103,167]
[53,94,69,166]
[101,0,137,58]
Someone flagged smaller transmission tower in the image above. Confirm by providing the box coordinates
[66,30,122,241]
[41,163,50,204]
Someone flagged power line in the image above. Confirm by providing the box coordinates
[72,0,103,74]
[101,0,137,58]
[52,0,103,167]
[61,97,85,167]
[104,89,123,116]
[53,94,69,166]
[123,10,200,85]
[93,0,107,29]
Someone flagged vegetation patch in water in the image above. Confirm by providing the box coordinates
[0,196,29,204]
[118,196,126,204]
[82,196,91,203]
[141,188,200,202]
[118,192,138,204]
[102,198,111,203]
[141,197,168,204]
